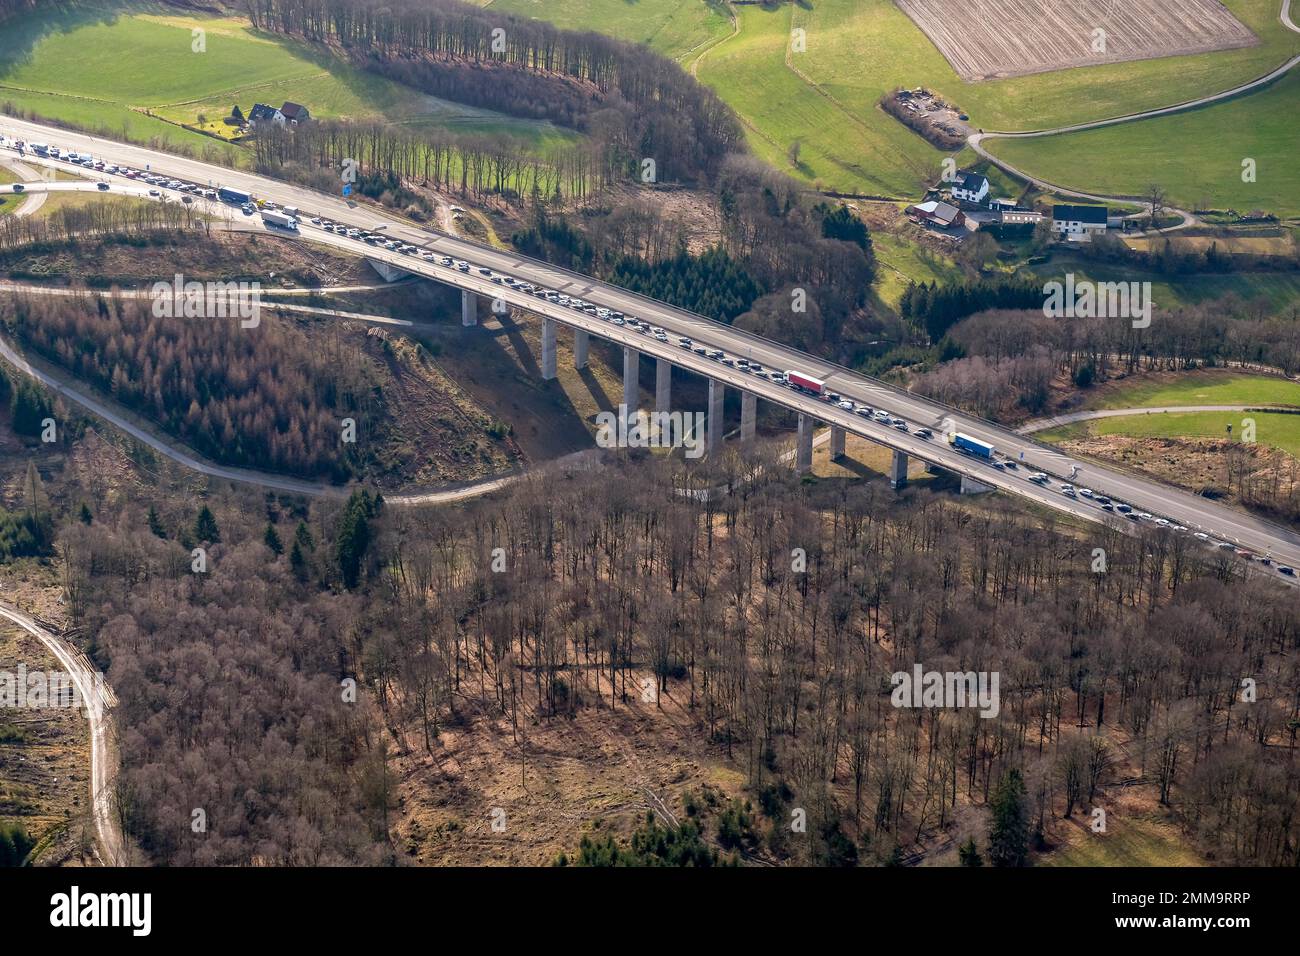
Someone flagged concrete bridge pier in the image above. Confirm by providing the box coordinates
[890,449,908,489]
[796,414,814,474]
[655,359,672,413]
[707,379,725,455]
[461,289,477,327]
[830,426,846,460]
[541,317,557,380]
[574,329,589,369]
[623,347,639,422]
[740,391,757,444]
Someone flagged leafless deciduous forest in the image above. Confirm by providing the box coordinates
[59,447,1300,865]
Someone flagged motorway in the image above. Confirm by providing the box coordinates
[2,115,1300,578]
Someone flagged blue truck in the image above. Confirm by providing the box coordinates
[218,187,252,205]
[952,432,995,460]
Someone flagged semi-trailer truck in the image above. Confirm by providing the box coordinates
[218,187,252,205]
[786,370,825,395]
[951,432,995,460]
[261,210,298,231]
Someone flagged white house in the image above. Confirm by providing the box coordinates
[1052,204,1108,240]
[949,171,989,205]
[248,103,285,127]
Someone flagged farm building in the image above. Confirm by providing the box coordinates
[280,102,311,124]
[1052,204,1108,240]
[907,199,966,229]
[999,207,1045,225]
[949,171,989,205]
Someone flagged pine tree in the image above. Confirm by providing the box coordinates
[335,494,371,589]
[290,539,306,577]
[294,520,315,552]
[264,522,283,555]
[193,505,220,544]
[11,382,51,437]
[147,505,167,539]
[78,503,93,525]
[988,768,1030,867]
[958,837,983,867]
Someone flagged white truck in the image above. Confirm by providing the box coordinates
[261,210,299,231]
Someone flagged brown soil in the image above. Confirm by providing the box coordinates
[0,230,373,289]
[389,666,748,866]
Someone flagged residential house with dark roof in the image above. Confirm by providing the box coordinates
[248,103,285,126]
[1052,204,1108,240]
[949,171,989,205]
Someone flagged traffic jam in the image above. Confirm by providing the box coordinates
[2,136,1293,580]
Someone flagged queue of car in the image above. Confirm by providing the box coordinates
[1023,472,1294,576]
[6,136,1297,581]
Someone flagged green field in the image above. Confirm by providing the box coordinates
[989,68,1300,219]
[475,0,735,62]
[1029,254,1300,315]
[1039,813,1204,867]
[0,5,577,158]
[476,0,1300,201]
[871,230,962,307]
[1089,372,1300,410]
[0,166,20,215]
[1045,410,1300,458]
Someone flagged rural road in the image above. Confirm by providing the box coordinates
[1018,404,1294,434]
[1,157,47,216]
[970,0,1300,229]
[0,327,534,506]
[0,280,418,328]
[0,600,124,866]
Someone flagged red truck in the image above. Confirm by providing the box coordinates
[786,370,825,395]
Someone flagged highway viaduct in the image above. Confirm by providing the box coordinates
[4,116,1300,575]
[453,279,906,484]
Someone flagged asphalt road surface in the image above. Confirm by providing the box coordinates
[2,118,1298,579]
